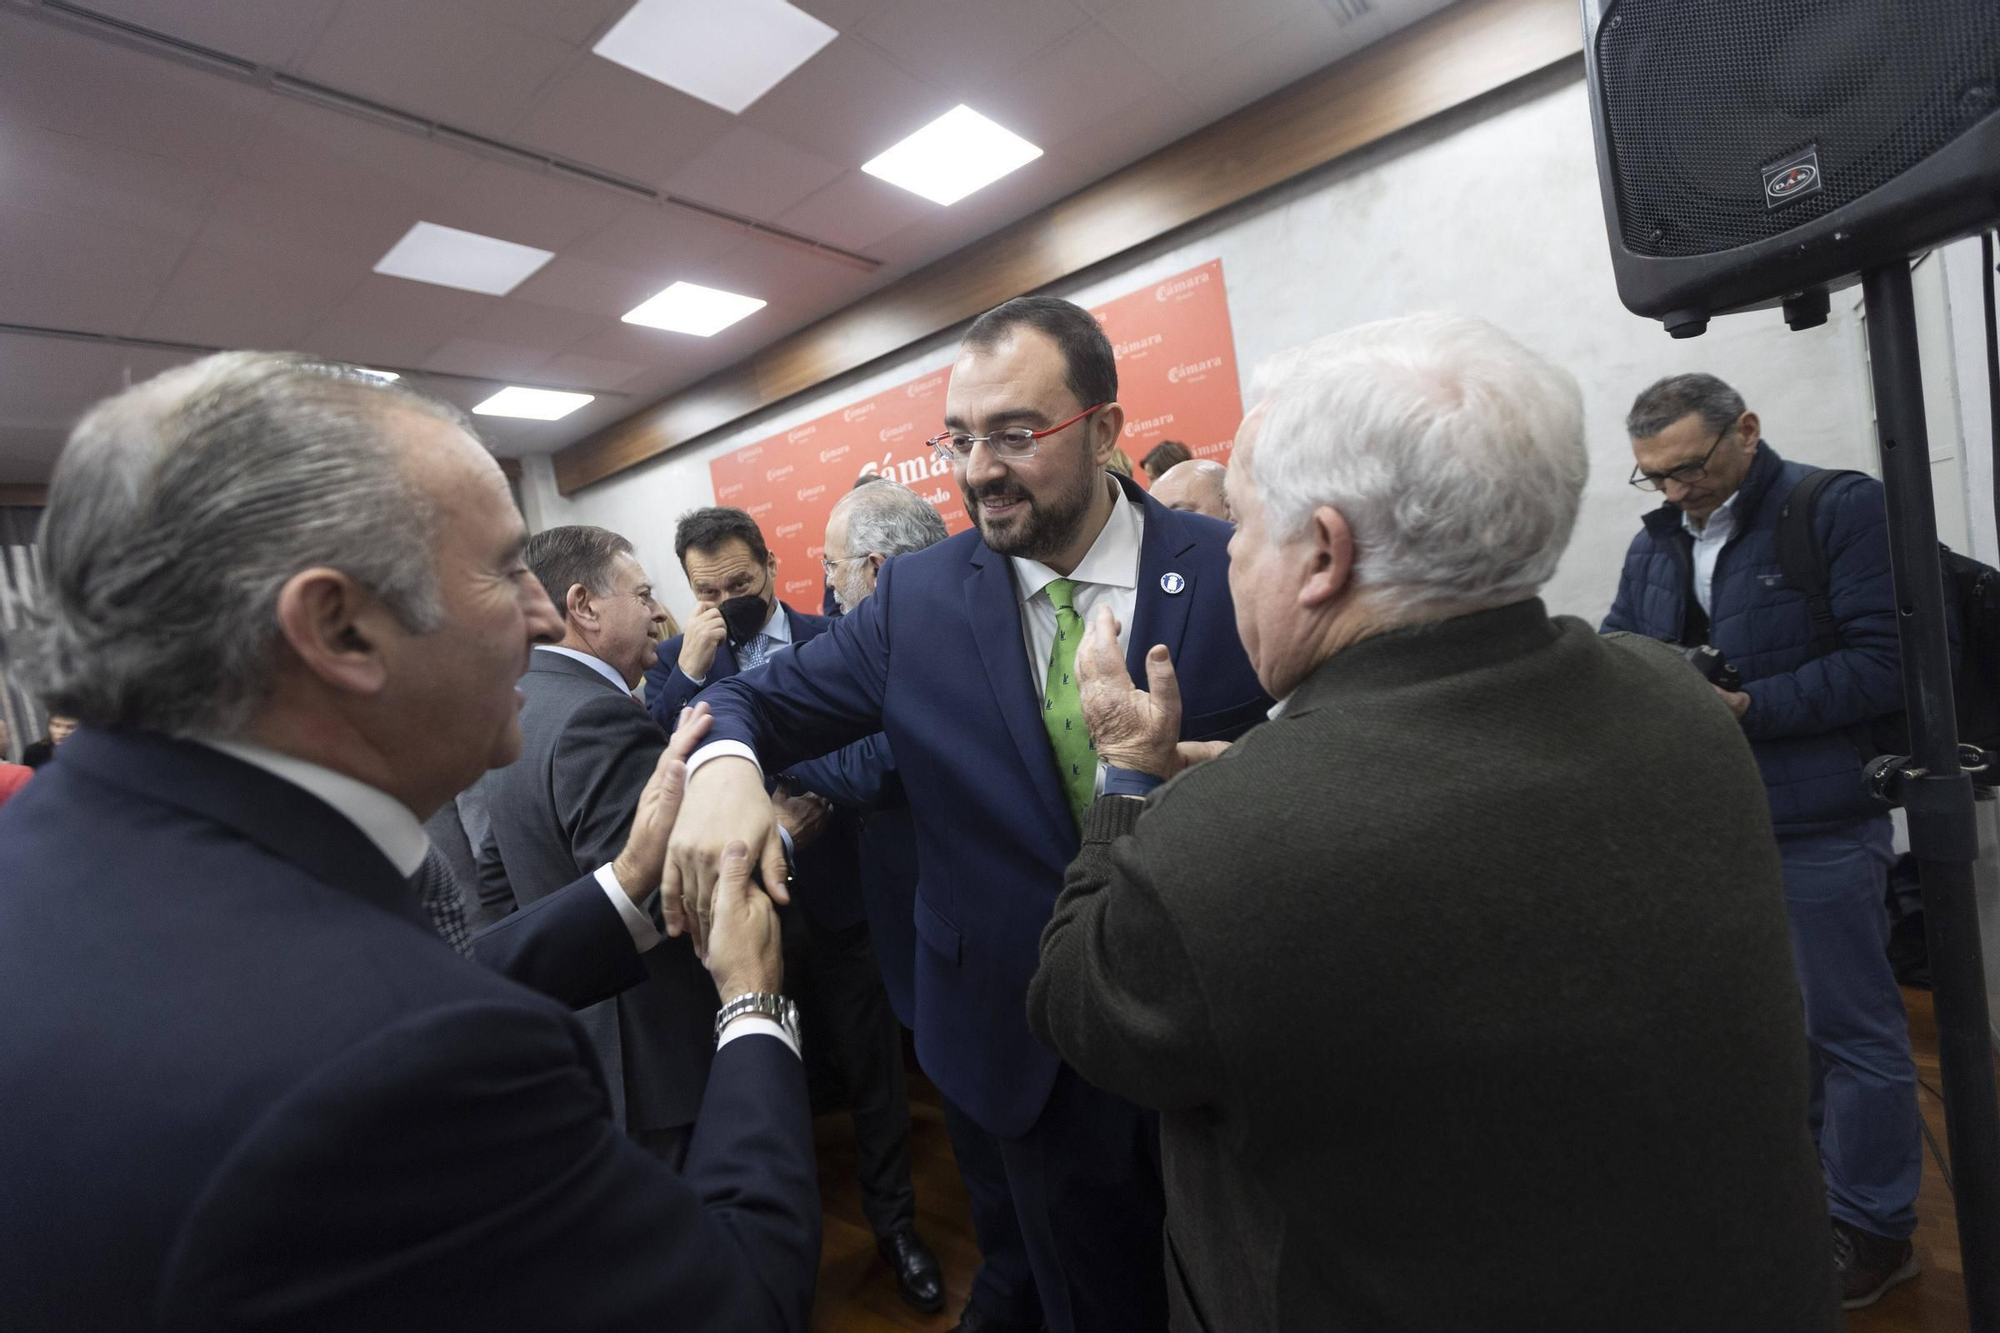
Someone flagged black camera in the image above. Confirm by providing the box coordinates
[1680,644,1742,693]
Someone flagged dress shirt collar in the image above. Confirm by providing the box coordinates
[1008,478,1145,606]
[758,601,794,645]
[197,738,430,877]
[1681,488,1741,539]
[535,643,632,692]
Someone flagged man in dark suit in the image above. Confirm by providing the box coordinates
[1028,314,1840,1332]
[649,506,941,1311]
[795,480,1045,1333]
[665,298,1272,1333]
[479,523,725,1164]
[0,353,817,1331]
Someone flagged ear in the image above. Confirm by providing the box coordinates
[1296,505,1356,610]
[272,567,393,698]
[1090,402,1126,464]
[1736,411,1760,448]
[866,553,886,574]
[565,581,597,629]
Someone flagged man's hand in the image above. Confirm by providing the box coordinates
[610,704,712,908]
[1714,685,1751,719]
[663,755,790,957]
[771,787,830,851]
[677,604,728,682]
[705,841,783,1004]
[1075,603,1183,778]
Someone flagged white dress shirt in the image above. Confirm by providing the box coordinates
[1684,490,1741,619]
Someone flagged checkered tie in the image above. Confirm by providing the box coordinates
[410,846,472,957]
[1040,578,1098,826]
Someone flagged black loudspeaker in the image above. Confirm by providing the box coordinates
[1581,0,2000,336]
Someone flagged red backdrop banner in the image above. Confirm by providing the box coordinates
[710,258,1241,612]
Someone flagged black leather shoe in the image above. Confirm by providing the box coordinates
[878,1224,943,1313]
[948,1302,1043,1333]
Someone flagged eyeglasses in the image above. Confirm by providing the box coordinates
[928,404,1108,465]
[1629,427,1729,491]
[820,554,866,578]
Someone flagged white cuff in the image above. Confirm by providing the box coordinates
[688,739,761,777]
[594,863,662,952]
[717,1015,800,1059]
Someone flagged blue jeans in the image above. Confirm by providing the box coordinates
[1779,816,1921,1238]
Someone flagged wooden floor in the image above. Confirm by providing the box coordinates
[809,990,1989,1332]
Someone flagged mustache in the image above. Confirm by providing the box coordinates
[968,484,1030,505]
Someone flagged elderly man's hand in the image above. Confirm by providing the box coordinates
[610,704,712,909]
[663,755,790,958]
[1075,603,1184,779]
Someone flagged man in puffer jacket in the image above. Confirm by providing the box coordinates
[1602,372,1920,1311]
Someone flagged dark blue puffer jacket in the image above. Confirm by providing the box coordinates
[1601,441,1901,833]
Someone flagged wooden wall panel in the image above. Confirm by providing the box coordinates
[554,0,1583,495]
[0,485,49,507]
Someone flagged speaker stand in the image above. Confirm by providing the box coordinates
[1862,259,2000,1328]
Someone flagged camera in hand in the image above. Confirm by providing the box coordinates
[1681,644,1742,693]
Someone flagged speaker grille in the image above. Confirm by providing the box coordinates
[1595,0,2000,258]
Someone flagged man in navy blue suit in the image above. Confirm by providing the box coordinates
[0,353,818,1331]
[648,506,942,1314]
[664,298,1272,1333]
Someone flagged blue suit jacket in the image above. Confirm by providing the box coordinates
[0,728,819,1332]
[648,605,869,932]
[697,476,1271,1135]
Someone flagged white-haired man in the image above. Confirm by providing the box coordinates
[1027,314,1839,1332]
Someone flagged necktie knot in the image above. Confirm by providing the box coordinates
[1046,577,1078,614]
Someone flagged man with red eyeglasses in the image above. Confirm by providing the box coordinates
[663,296,1270,1333]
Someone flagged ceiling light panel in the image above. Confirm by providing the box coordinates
[472,387,595,420]
[593,0,838,115]
[622,281,768,336]
[861,105,1044,206]
[372,222,555,296]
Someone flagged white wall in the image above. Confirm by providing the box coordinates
[536,65,1989,634]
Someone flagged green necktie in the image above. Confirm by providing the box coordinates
[1041,577,1097,826]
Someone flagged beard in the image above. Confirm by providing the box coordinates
[963,450,1103,561]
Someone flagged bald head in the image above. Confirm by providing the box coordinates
[1150,459,1230,521]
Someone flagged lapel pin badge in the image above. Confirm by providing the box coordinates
[1160,572,1186,595]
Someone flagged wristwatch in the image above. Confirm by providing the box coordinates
[714,991,801,1048]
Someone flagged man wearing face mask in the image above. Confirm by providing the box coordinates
[647,507,944,1316]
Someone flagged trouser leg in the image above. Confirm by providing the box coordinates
[942,1094,1045,1326]
[1779,817,1922,1239]
[804,912,917,1236]
[992,1065,1167,1333]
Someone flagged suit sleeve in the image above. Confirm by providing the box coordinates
[554,692,668,874]
[157,1001,818,1333]
[475,829,518,919]
[1741,476,1906,740]
[1027,795,1229,1115]
[469,875,651,1010]
[702,563,896,771]
[784,734,897,810]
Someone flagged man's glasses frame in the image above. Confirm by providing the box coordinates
[1629,426,1729,492]
[928,404,1108,466]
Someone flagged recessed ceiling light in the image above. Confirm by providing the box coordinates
[593,0,837,114]
[373,222,554,296]
[622,281,768,336]
[354,368,400,382]
[862,105,1043,206]
[472,387,595,420]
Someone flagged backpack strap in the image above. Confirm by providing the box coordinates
[1776,468,1866,657]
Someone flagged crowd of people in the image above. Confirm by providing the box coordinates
[0,293,1924,1331]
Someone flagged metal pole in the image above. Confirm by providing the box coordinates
[1862,259,2000,1329]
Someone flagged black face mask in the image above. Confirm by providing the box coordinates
[721,594,771,645]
